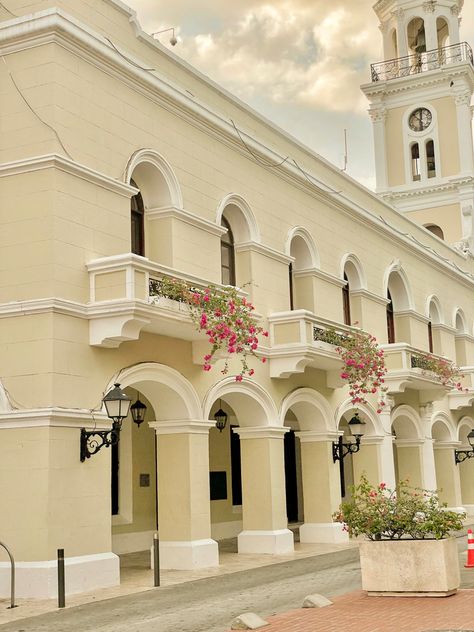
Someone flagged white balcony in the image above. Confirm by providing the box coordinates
[86,253,222,356]
[381,343,453,398]
[267,310,350,382]
[449,367,474,410]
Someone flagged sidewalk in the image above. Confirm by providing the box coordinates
[238,589,474,632]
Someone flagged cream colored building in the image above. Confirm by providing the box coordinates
[0,0,473,599]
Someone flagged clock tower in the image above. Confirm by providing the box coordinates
[361,0,474,249]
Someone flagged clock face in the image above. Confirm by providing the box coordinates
[408,107,432,132]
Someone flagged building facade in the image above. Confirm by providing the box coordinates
[0,0,473,599]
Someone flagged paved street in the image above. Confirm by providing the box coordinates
[1,538,473,632]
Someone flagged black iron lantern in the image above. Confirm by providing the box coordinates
[455,429,474,464]
[130,394,147,428]
[80,383,131,462]
[333,412,366,462]
[214,400,228,432]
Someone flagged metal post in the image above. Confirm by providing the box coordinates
[153,532,160,587]
[0,542,16,609]
[339,436,346,498]
[57,549,65,608]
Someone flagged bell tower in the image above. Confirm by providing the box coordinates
[362,0,474,249]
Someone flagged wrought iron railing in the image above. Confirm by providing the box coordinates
[313,326,349,347]
[371,41,473,82]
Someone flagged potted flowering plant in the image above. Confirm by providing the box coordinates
[149,276,268,380]
[411,353,465,391]
[334,475,465,596]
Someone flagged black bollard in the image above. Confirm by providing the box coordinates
[57,549,65,608]
[153,533,160,587]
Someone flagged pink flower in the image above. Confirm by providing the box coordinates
[235,375,243,382]
[203,364,212,372]
[379,482,386,490]
[340,372,349,380]
[248,369,255,376]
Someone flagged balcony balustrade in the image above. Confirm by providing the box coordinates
[86,253,231,357]
[268,310,352,382]
[449,367,474,410]
[370,42,473,82]
[381,343,455,398]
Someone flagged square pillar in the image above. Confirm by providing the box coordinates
[150,420,219,569]
[434,444,463,509]
[234,427,294,555]
[394,439,425,488]
[352,435,396,490]
[296,431,348,543]
[459,455,474,514]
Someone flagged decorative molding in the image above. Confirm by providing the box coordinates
[369,107,387,123]
[423,1,437,13]
[0,154,137,197]
[455,91,472,106]
[149,420,215,435]
[0,408,109,430]
[234,241,293,265]
[292,267,346,288]
[233,426,288,440]
[349,289,390,306]
[146,205,227,237]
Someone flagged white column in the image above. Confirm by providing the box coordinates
[434,443,463,509]
[235,426,294,555]
[149,420,219,570]
[420,404,438,491]
[394,9,408,58]
[459,454,474,515]
[296,431,348,544]
[376,400,397,489]
[370,107,389,192]
[455,91,474,177]
[423,10,438,53]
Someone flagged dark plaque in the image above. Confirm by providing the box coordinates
[210,471,227,501]
[139,473,150,487]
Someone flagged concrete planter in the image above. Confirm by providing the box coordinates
[359,537,460,597]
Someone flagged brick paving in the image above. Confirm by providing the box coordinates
[236,589,474,632]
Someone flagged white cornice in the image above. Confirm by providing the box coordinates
[146,205,226,237]
[0,154,137,198]
[0,9,473,288]
[350,289,390,306]
[235,241,293,265]
[292,267,345,288]
[0,407,110,429]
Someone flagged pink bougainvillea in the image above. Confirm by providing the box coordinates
[334,328,388,412]
[411,353,466,391]
[151,277,268,380]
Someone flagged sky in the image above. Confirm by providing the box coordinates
[125,0,474,190]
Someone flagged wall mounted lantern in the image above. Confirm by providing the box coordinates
[80,383,131,462]
[214,400,228,432]
[130,392,147,428]
[454,429,474,465]
[333,413,366,462]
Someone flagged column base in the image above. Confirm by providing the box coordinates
[238,529,294,554]
[0,552,119,599]
[151,538,219,570]
[299,522,349,544]
[461,504,474,517]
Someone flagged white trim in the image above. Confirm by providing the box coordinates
[299,522,349,544]
[234,241,293,265]
[149,420,214,435]
[0,552,119,599]
[153,539,219,570]
[123,148,183,208]
[295,431,342,443]
[147,205,226,237]
[237,529,294,555]
[292,267,346,288]
[234,426,289,440]
[349,289,390,306]
[0,407,109,429]
[0,154,137,198]
[112,530,155,554]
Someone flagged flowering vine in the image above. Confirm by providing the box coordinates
[150,277,268,380]
[411,353,465,391]
[316,327,387,412]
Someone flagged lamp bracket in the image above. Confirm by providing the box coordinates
[80,422,120,462]
[454,448,474,465]
[333,436,362,463]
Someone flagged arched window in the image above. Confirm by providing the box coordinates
[428,320,433,353]
[424,224,444,240]
[289,262,294,310]
[411,144,421,181]
[342,272,351,325]
[437,17,450,49]
[221,217,236,286]
[130,179,145,256]
[387,290,395,344]
[426,140,436,178]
